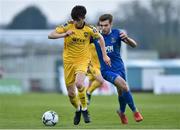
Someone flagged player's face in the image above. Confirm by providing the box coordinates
[74,18,85,28]
[99,20,112,35]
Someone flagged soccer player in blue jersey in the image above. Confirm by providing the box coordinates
[95,14,143,124]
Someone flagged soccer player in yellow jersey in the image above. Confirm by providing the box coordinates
[86,40,105,105]
[48,5,111,125]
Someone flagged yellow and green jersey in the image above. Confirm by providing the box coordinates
[56,21,101,63]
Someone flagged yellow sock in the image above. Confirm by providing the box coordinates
[78,87,87,110]
[69,95,80,110]
[87,80,101,94]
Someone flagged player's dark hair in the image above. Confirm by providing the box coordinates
[71,5,87,21]
[99,14,113,23]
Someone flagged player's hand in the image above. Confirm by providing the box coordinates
[65,30,74,36]
[120,31,128,40]
[103,55,111,67]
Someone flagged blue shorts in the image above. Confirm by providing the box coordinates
[101,70,126,84]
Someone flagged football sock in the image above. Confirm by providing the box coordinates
[69,95,80,111]
[118,95,127,113]
[78,87,87,110]
[87,80,101,94]
[122,91,136,112]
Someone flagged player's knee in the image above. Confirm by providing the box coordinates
[115,77,129,92]
[75,81,83,89]
[124,86,129,92]
[96,75,105,85]
[98,79,104,86]
[67,87,76,97]
[122,83,129,92]
[119,80,128,91]
[68,90,76,97]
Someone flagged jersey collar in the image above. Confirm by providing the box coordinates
[108,29,112,35]
[75,22,85,29]
[103,29,112,36]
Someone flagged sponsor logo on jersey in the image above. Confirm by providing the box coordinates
[111,37,116,43]
[105,45,114,53]
[72,37,85,44]
[84,32,89,38]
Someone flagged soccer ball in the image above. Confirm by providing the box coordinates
[42,111,59,126]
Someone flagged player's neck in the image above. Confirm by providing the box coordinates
[103,29,112,35]
[75,22,85,29]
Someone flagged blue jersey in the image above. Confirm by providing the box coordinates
[94,29,126,83]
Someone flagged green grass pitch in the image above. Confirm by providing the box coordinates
[0,93,180,129]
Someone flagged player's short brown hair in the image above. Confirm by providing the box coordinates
[99,14,113,23]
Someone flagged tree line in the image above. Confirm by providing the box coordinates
[114,0,180,58]
[3,0,180,58]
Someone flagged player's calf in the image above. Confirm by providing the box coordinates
[86,92,91,105]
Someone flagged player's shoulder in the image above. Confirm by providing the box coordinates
[85,23,93,28]
[112,28,121,33]
[111,28,122,38]
[112,28,127,34]
[67,20,74,25]
[85,23,98,32]
[60,20,73,28]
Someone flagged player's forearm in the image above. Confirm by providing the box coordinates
[124,37,137,48]
[98,36,111,66]
[48,31,67,39]
[98,36,107,57]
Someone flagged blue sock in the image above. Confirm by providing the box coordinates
[122,91,136,112]
[118,95,126,113]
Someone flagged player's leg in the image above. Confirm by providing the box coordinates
[101,71,128,124]
[75,72,87,110]
[114,76,136,111]
[114,76,143,122]
[75,72,91,123]
[87,78,103,105]
[86,64,104,104]
[64,63,81,125]
[67,85,80,110]
[87,79,102,104]
[66,85,81,125]
[90,73,104,93]
[75,62,91,123]
[117,87,126,114]
[86,78,93,105]
[86,73,94,105]
[116,87,128,124]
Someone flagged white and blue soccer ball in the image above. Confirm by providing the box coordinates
[42,111,59,126]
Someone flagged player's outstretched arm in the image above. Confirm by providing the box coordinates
[48,30,67,39]
[48,30,73,39]
[98,35,111,67]
[120,32,137,48]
